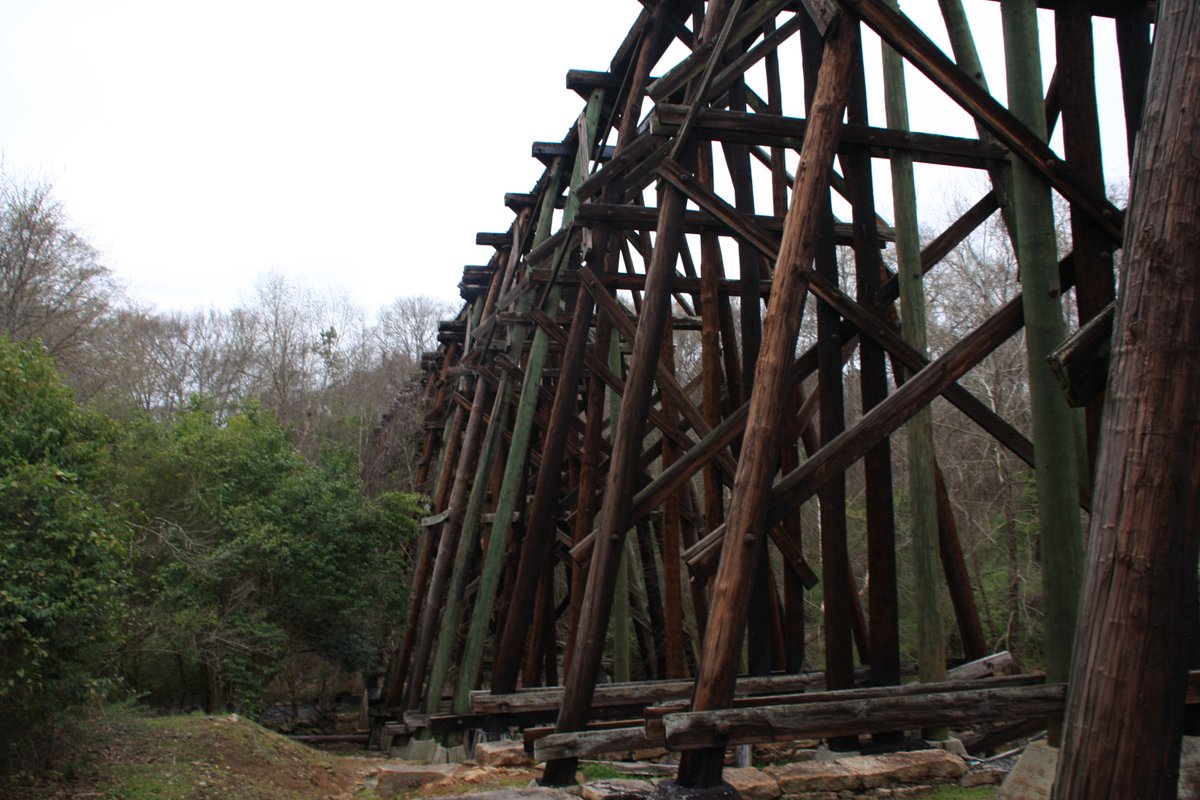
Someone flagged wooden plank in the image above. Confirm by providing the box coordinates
[530,664,1028,759]
[476,232,512,247]
[536,726,654,762]
[471,671,838,716]
[663,683,1067,749]
[420,508,452,528]
[532,141,616,164]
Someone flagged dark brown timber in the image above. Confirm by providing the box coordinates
[1054,2,1200,796]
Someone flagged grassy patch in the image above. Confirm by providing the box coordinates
[3,705,375,800]
[578,761,626,782]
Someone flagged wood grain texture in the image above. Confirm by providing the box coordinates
[1054,0,1200,796]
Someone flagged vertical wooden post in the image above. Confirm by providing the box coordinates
[658,326,689,679]
[1055,0,1115,476]
[542,175,689,787]
[423,371,510,714]
[404,371,493,711]
[881,0,946,722]
[675,15,858,788]
[1000,1,1084,733]
[1053,3,1200,795]
[563,350,608,678]
[385,376,467,706]
[800,11,859,751]
[452,90,606,711]
[842,35,901,737]
[934,468,987,661]
[779,392,808,675]
[725,62,773,679]
[1114,4,1152,164]
[607,327,633,684]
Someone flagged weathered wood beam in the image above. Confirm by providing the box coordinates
[574,202,877,243]
[1048,301,1114,408]
[1001,2,1083,736]
[1054,2,1200,793]
[651,105,1008,168]
[542,173,691,787]
[676,13,858,786]
[881,1,946,724]
[472,671,835,716]
[837,0,1123,241]
[842,45,901,728]
[1056,0,1116,473]
[663,683,1066,750]
[686,288,1028,574]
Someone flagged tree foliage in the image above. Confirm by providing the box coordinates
[0,338,128,767]
[117,400,418,713]
[0,169,434,776]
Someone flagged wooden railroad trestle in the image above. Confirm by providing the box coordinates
[378,0,1174,790]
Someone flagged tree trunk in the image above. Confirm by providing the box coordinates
[1052,1,1200,797]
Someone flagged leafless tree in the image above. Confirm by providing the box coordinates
[0,172,122,385]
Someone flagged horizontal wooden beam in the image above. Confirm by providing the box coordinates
[662,682,1066,750]
[533,141,616,164]
[652,105,1009,169]
[1049,301,1114,407]
[476,232,511,247]
[530,266,774,297]
[471,671,837,717]
[839,0,1123,241]
[574,202,891,243]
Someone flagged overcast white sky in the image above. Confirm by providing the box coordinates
[0,2,1130,316]
[0,1,640,313]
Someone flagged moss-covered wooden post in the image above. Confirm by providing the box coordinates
[1000,0,1083,741]
[418,156,566,716]
[881,0,946,736]
[451,88,606,712]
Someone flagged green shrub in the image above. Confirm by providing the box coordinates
[0,338,129,770]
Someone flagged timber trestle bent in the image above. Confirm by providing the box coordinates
[373,0,1184,791]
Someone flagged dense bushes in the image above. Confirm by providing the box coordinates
[0,338,129,768]
[117,399,418,712]
[0,338,418,771]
